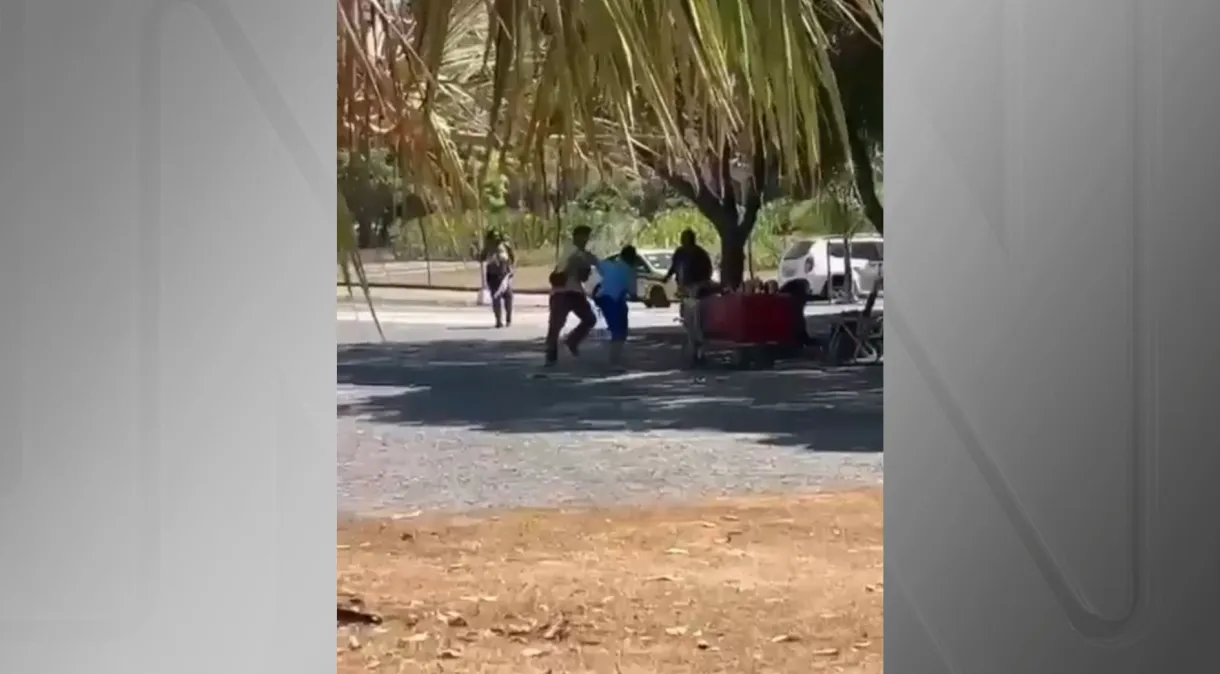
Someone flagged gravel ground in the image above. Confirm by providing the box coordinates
[337,320,883,515]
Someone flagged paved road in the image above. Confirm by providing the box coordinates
[337,298,883,329]
[337,285,553,308]
[337,303,883,515]
[346,259,469,280]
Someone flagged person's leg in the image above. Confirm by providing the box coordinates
[491,292,504,328]
[681,294,705,360]
[544,292,572,364]
[564,292,597,355]
[606,298,629,367]
[487,275,503,327]
[591,294,611,329]
[501,274,515,326]
[502,289,513,326]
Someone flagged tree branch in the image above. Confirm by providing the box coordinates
[738,130,779,235]
[636,145,700,204]
[717,141,736,214]
[845,113,884,233]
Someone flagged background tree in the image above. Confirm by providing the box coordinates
[336,0,884,297]
[828,8,884,232]
[607,1,883,286]
[338,147,401,248]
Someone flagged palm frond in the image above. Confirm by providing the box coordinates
[336,0,884,309]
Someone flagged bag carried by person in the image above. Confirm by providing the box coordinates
[549,249,594,289]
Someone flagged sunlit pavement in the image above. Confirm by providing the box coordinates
[336,298,883,514]
[337,298,882,331]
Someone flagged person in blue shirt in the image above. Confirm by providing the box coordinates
[593,245,642,368]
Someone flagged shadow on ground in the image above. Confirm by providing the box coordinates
[337,330,882,454]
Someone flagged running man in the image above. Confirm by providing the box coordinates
[592,245,642,368]
[544,225,599,366]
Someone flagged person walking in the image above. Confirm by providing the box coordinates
[592,245,642,369]
[544,225,598,366]
[483,232,515,328]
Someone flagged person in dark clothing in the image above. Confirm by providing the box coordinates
[483,234,515,328]
[780,279,812,346]
[663,229,715,298]
[544,225,599,366]
[663,229,716,356]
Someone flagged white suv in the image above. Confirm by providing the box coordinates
[776,235,884,300]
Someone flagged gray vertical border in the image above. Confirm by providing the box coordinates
[136,0,167,635]
[0,0,333,669]
[0,0,26,498]
[889,0,1220,670]
[138,5,336,674]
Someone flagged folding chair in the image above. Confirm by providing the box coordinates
[824,284,884,365]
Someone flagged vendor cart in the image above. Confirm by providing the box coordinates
[679,293,803,369]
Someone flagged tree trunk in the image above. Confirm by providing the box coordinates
[679,193,743,287]
[847,124,884,234]
[417,217,432,286]
[356,218,374,249]
[376,216,392,248]
[718,226,747,289]
[841,233,857,302]
[641,147,770,290]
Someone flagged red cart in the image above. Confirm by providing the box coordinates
[680,293,802,368]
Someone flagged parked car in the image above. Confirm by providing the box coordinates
[856,257,883,295]
[776,235,884,300]
[585,248,681,308]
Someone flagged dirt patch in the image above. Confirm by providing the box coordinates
[337,489,883,673]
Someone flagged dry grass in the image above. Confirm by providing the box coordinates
[337,489,883,673]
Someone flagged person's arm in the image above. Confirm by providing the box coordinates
[594,260,619,298]
[695,248,715,284]
[628,266,642,302]
[663,248,681,283]
[593,259,610,279]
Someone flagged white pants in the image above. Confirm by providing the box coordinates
[680,298,704,346]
